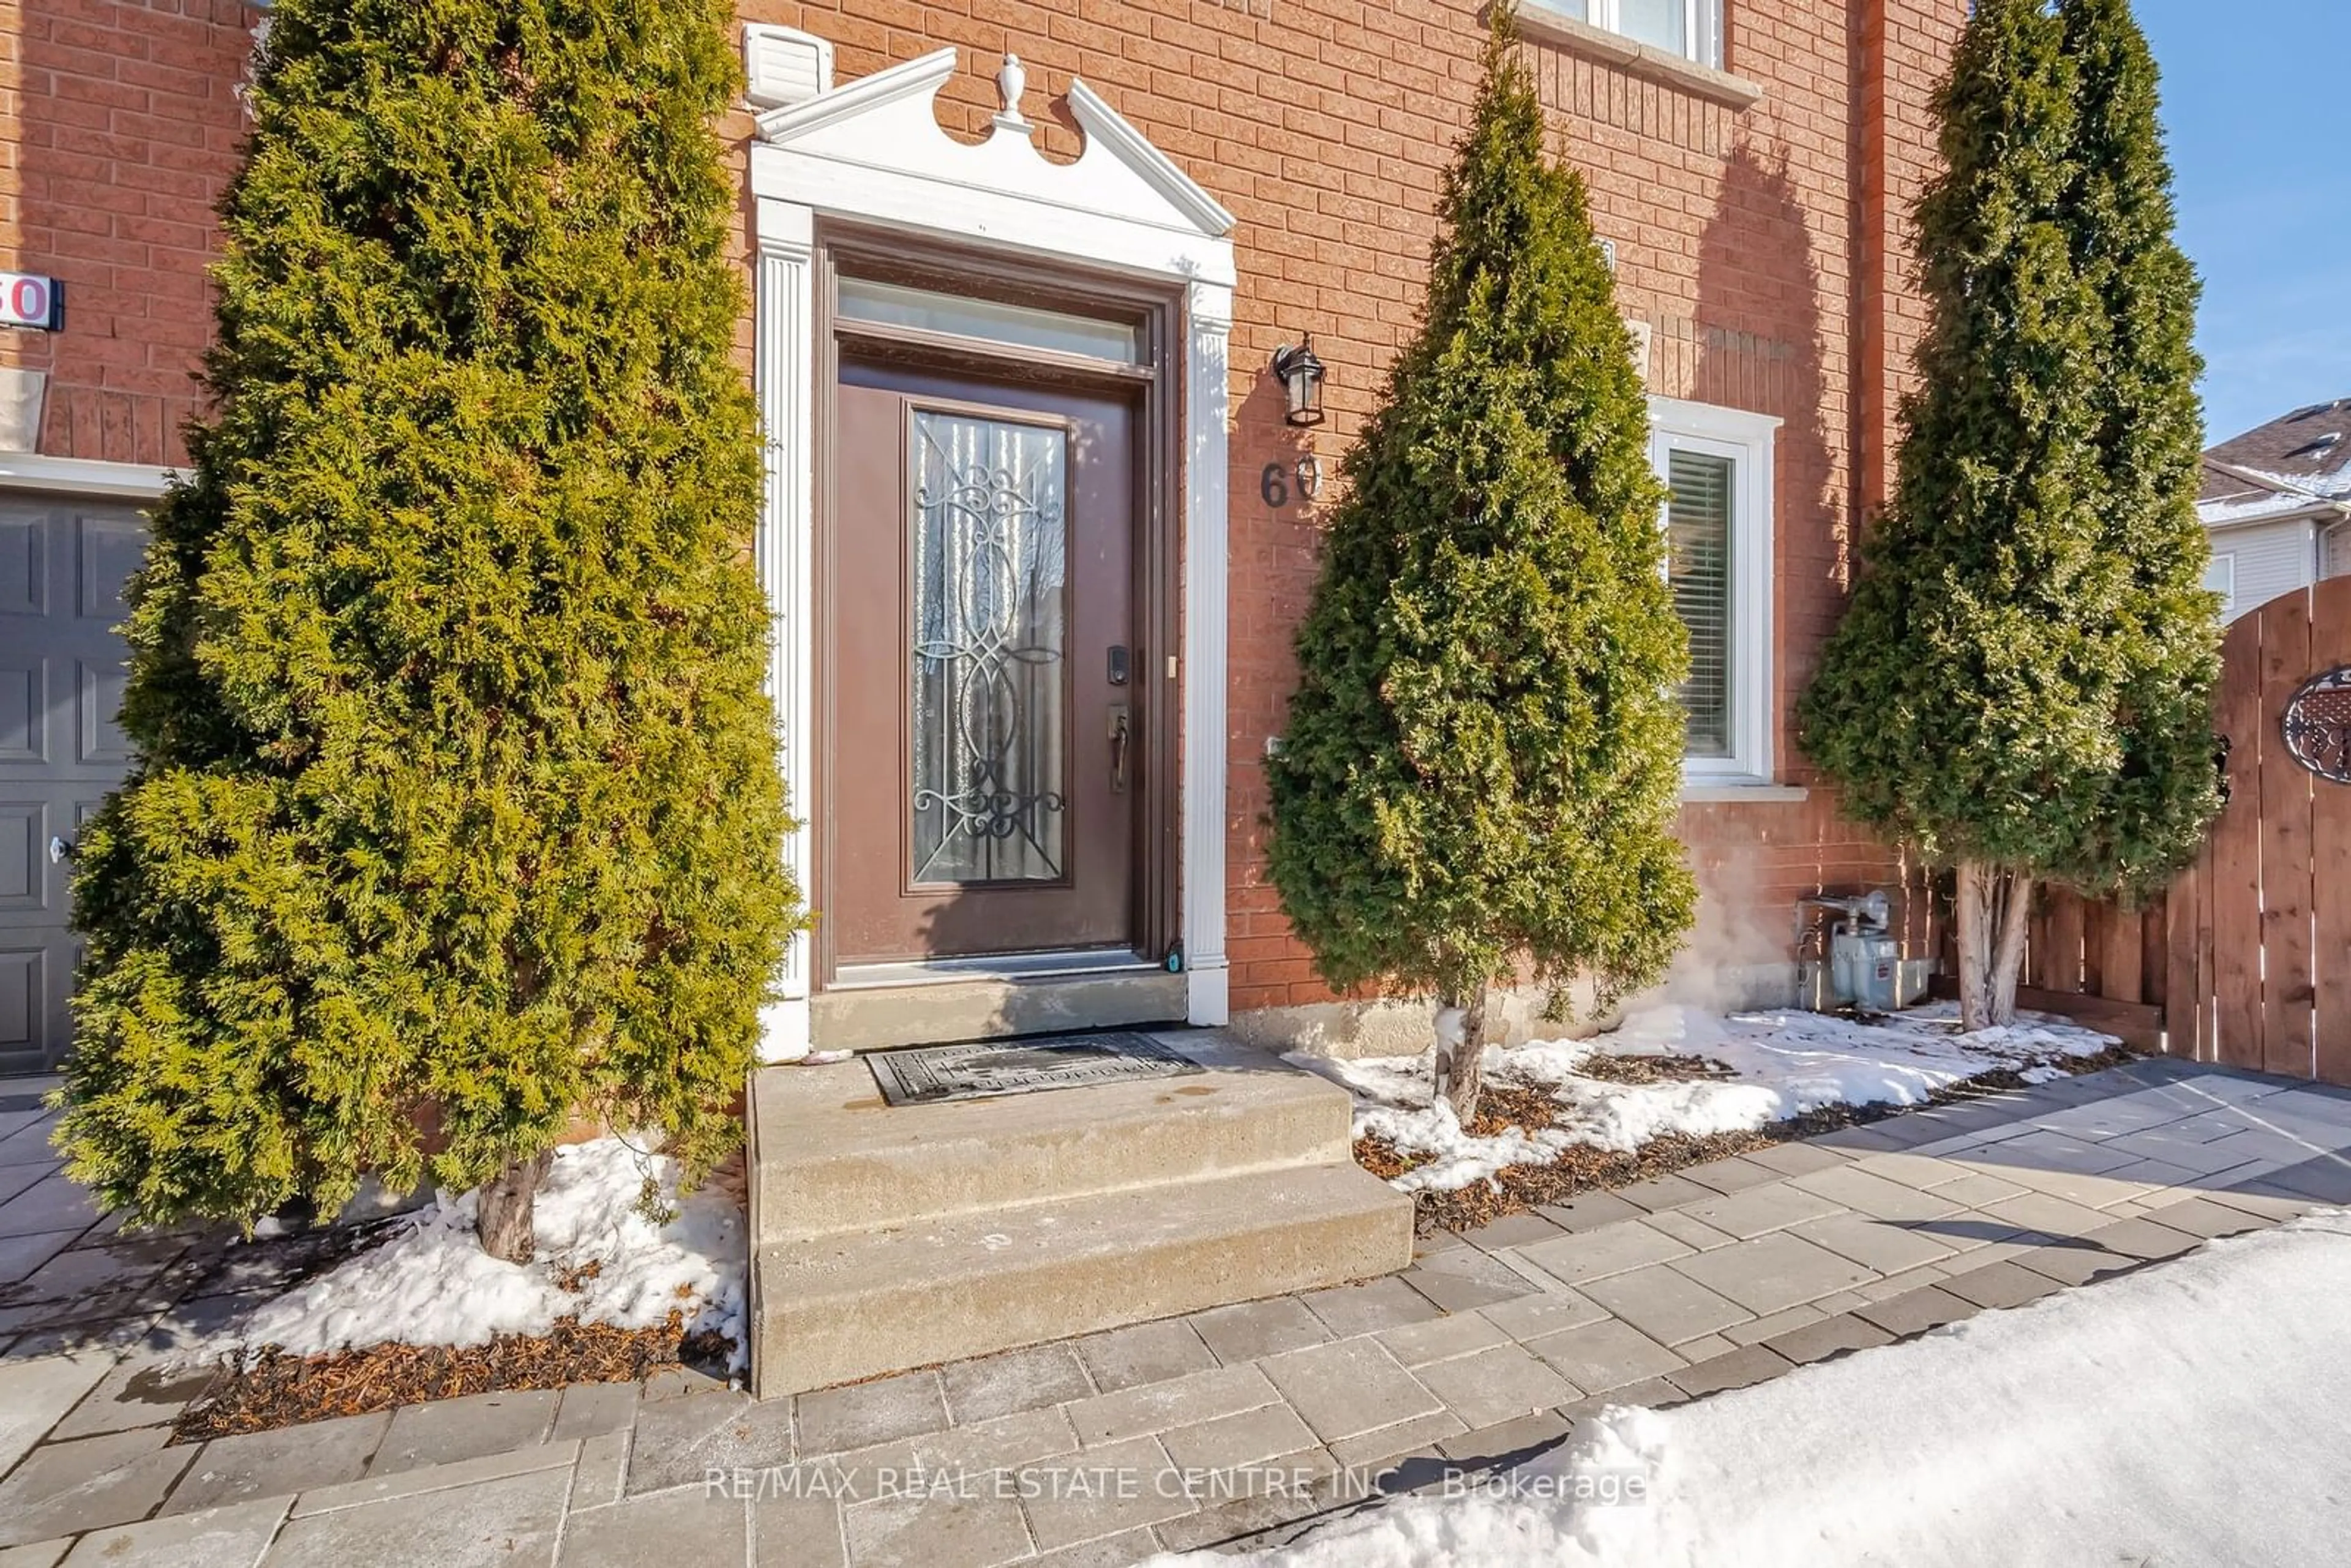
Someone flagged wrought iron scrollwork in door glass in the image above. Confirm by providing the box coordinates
[909,410,1070,882]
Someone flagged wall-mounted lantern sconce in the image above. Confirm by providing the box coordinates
[1271,337,1325,427]
[1295,452,1322,502]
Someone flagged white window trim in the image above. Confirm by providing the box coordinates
[2204,552,2236,617]
[1649,395,1778,790]
[2316,520,2351,585]
[1545,0,1723,69]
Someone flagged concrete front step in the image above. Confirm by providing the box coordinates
[749,1035,1356,1243]
[753,1160,1414,1396]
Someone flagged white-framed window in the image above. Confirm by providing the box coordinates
[2203,552,2235,617]
[2322,524,2351,583]
[1539,0,1725,69]
[1649,396,1778,785]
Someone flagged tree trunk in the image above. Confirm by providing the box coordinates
[478,1150,551,1264]
[1955,861,1992,1030]
[1434,987,1490,1125]
[1991,867,2034,1027]
[1954,859,2034,1032]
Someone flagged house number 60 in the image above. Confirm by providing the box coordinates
[1259,462,1291,509]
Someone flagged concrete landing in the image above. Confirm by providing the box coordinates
[752,1033,1355,1241]
[748,1031,1414,1398]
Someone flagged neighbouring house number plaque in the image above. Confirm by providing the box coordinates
[0,272,62,331]
[2281,667,2351,784]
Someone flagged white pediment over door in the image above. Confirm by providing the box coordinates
[750,48,1238,285]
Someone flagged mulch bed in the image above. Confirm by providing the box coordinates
[1360,1038,2139,1235]
[172,1313,735,1442]
[1570,1052,1739,1087]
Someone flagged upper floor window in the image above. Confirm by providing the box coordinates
[1542,0,1725,69]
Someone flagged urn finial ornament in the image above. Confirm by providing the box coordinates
[994,52,1032,132]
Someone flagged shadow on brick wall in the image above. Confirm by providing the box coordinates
[1687,137,1925,953]
[1221,362,1329,1011]
[1694,138,1843,606]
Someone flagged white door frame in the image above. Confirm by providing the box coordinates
[746,45,1236,1059]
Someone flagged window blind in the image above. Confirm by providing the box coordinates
[1667,449,1734,756]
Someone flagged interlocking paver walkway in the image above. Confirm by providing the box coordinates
[5,1054,2351,1565]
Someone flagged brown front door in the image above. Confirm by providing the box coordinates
[830,358,1140,966]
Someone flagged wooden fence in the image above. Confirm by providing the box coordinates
[1929,887,2169,1052]
[2161,580,2351,1084]
[1924,579,2351,1086]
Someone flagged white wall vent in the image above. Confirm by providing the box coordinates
[744,25,834,111]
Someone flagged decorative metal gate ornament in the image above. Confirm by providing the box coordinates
[2281,667,2351,784]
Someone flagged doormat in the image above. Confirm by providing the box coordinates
[867,1032,1206,1107]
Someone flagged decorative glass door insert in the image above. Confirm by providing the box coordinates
[909,408,1071,884]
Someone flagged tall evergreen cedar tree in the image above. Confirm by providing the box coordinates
[1267,12,1696,1125]
[1799,0,2218,1029]
[54,0,800,1259]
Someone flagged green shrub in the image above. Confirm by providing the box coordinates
[56,0,800,1254]
[1799,0,2218,1026]
[1266,10,1696,1120]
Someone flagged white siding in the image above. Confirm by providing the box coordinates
[2209,518,2317,621]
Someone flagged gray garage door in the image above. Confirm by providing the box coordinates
[0,491,145,1074]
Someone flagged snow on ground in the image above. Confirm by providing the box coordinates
[214,1136,748,1369]
[1299,1002,2117,1194]
[1168,1210,2351,1567]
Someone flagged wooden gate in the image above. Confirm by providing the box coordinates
[2165,578,2351,1082]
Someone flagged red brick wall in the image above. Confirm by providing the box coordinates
[0,0,254,465]
[730,0,1969,1009]
[0,0,1970,1010]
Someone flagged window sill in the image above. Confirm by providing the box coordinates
[1681,781,1810,805]
[1515,9,1765,111]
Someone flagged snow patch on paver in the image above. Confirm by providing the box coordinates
[1176,1209,2351,1566]
[217,1136,746,1368]
[1298,1003,2118,1194]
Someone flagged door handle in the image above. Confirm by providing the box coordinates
[1108,703,1131,795]
[48,835,72,865]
